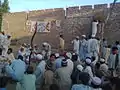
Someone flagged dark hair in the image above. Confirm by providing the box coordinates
[91,56,96,62]
[61,59,67,67]
[0,48,2,55]
[8,48,13,53]
[95,62,100,69]
[26,66,34,74]
[91,82,101,89]
[115,41,119,45]
[79,72,90,85]
[18,55,24,61]
[108,45,111,48]
[60,34,63,38]
[50,54,56,58]
[49,84,59,90]
[103,38,106,41]
[72,54,78,62]
[112,46,118,51]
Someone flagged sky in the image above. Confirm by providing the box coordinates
[8,0,120,12]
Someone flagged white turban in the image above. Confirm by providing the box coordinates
[100,64,108,72]
[82,35,86,38]
[66,52,72,59]
[85,58,91,64]
[76,36,79,39]
[100,58,105,62]
[55,53,60,58]
[92,77,101,86]
[77,65,83,72]
[91,35,95,37]
[36,54,43,60]
[43,42,48,46]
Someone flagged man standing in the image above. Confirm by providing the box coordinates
[54,59,72,90]
[59,34,65,52]
[87,36,99,65]
[34,54,46,88]
[0,32,5,49]
[42,42,51,60]
[108,47,120,76]
[72,36,80,55]
[79,35,87,60]
[92,20,99,37]
[2,35,11,56]
[101,39,108,58]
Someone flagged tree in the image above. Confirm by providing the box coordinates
[0,0,10,32]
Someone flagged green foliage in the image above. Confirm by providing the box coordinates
[0,0,10,31]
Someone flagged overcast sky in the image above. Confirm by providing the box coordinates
[8,0,120,12]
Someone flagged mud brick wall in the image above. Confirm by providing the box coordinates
[2,2,120,50]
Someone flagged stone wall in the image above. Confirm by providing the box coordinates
[2,2,120,50]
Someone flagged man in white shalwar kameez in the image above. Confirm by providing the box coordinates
[79,35,87,60]
[92,20,98,37]
[108,47,120,76]
[2,35,11,56]
[42,42,51,60]
[0,32,5,49]
[54,59,72,90]
[34,54,46,88]
[87,36,99,66]
[101,39,108,58]
[83,58,93,79]
[72,36,80,55]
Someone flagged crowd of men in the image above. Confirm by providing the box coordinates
[0,31,120,90]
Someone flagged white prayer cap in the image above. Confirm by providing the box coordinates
[92,77,101,86]
[100,58,105,62]
[66,52,72,59]
[72,53,76,55]
[82,35,86,38]
[100,64,108,72]
[77,65,83,72]
[91,35,95,37]
[85,58,91,64]
[42,42,48,46]
[36,54,43,60]
[55,53,60,58]
[76,36,79,39]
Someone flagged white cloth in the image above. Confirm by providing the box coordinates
[2,37,11,56]
[92,77,101,85]
[34,61,46,87]
[92,21,98,37]
[108,54,120,69]
[36,54,43,60]
[85,58,91,64]
[77,65,83,72]
[18,50,26,57]
[87,38,99,65]
[84,66,93,78]
[6,53,15,62]
[79,39,87,60]
[0,34,5,47]
[72,39,80,54]
[67,59,74,75]
[105,48,111,63]
[100,63,108,72]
